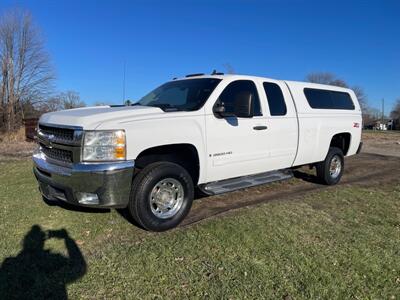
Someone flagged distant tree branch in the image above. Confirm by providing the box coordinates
[39,90,86,112]
[223,63,235,74]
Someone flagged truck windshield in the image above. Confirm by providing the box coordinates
[136,78,222,111]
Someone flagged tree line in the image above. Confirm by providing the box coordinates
[1,8,399,134]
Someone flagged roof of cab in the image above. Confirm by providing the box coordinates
[173,73,354,93]
[173,73,283,83]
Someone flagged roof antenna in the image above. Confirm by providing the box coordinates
[122,60,126,105]
[211,69,224,75]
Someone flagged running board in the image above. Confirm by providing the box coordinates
[200,169,293,195]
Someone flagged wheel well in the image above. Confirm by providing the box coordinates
[135,144,200,184]
[330,133,351,155]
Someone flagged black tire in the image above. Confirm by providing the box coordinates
[128,162,194,231]
[316,147,344,185]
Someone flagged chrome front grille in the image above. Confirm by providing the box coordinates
[38,124,76,144]
[40,144,73,164]
[36,123,83,165]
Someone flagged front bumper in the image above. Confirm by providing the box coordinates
[33,151,134,208]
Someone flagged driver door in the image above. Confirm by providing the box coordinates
[205,80,270,182]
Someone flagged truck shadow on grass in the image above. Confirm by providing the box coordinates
[292,169,322,184]
[0,225,87,300]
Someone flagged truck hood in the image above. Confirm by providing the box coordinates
[39,105,165,129]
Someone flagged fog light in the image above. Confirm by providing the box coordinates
[77,192,99,205]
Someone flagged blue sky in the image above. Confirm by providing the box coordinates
[1,0,399,113]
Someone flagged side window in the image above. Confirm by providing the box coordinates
[263,82,287,116]
[304,88,355,110]
[218,80,262,116]
[304,88,332,109]
[331,91,355,110]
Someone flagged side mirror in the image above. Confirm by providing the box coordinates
[213,101,235,118]
[234,94,254,118]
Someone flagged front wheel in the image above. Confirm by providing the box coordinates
[316,147,344,185]
[128,162,194,231]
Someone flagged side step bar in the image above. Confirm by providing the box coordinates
[199,169,293,195]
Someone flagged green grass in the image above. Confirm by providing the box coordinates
[1,159,399,299]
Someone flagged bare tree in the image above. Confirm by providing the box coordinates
[363,106,381,127]
[306,72,348,88]
[390,98,400,121]
[223,63,235,74]
[351,86,367,109]
[0,9,54,132]
[306,72,367,110]
[42,91,85,112]
[61,91,85,109]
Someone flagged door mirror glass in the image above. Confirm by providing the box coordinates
[213,101,235,117]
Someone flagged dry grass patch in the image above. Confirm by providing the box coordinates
[0,128,36,160]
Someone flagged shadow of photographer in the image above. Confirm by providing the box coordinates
[0,225,87,299]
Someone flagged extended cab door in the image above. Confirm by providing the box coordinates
[204,78,299,183]
[259,80,298,171]
[205,79,271,182]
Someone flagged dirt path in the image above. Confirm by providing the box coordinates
[183,153,400,226]
[362,145,400,157]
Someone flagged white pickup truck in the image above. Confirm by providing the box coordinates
[33,73,362,231]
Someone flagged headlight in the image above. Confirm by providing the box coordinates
[82,130,126,161]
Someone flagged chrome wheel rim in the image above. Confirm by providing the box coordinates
[149,178,184,219]
[329,155,342,179]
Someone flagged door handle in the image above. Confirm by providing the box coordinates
[253,126,268,130]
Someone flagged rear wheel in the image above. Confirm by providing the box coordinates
[128,162,194,231]
[316,147,344,185]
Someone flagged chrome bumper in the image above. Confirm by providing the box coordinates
[33,151,134,208]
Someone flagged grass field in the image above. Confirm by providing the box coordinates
[0,159,399,299]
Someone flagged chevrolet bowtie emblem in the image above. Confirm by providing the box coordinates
[38,130,54,140]
[38,130,55,148]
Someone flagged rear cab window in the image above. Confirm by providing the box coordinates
[263,82,287,116]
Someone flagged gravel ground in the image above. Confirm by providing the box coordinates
[362,130,400,157]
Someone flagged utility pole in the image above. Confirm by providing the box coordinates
[381,98,384,124]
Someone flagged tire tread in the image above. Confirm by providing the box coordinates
[316,147,344,185]
[128,161,193,231]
